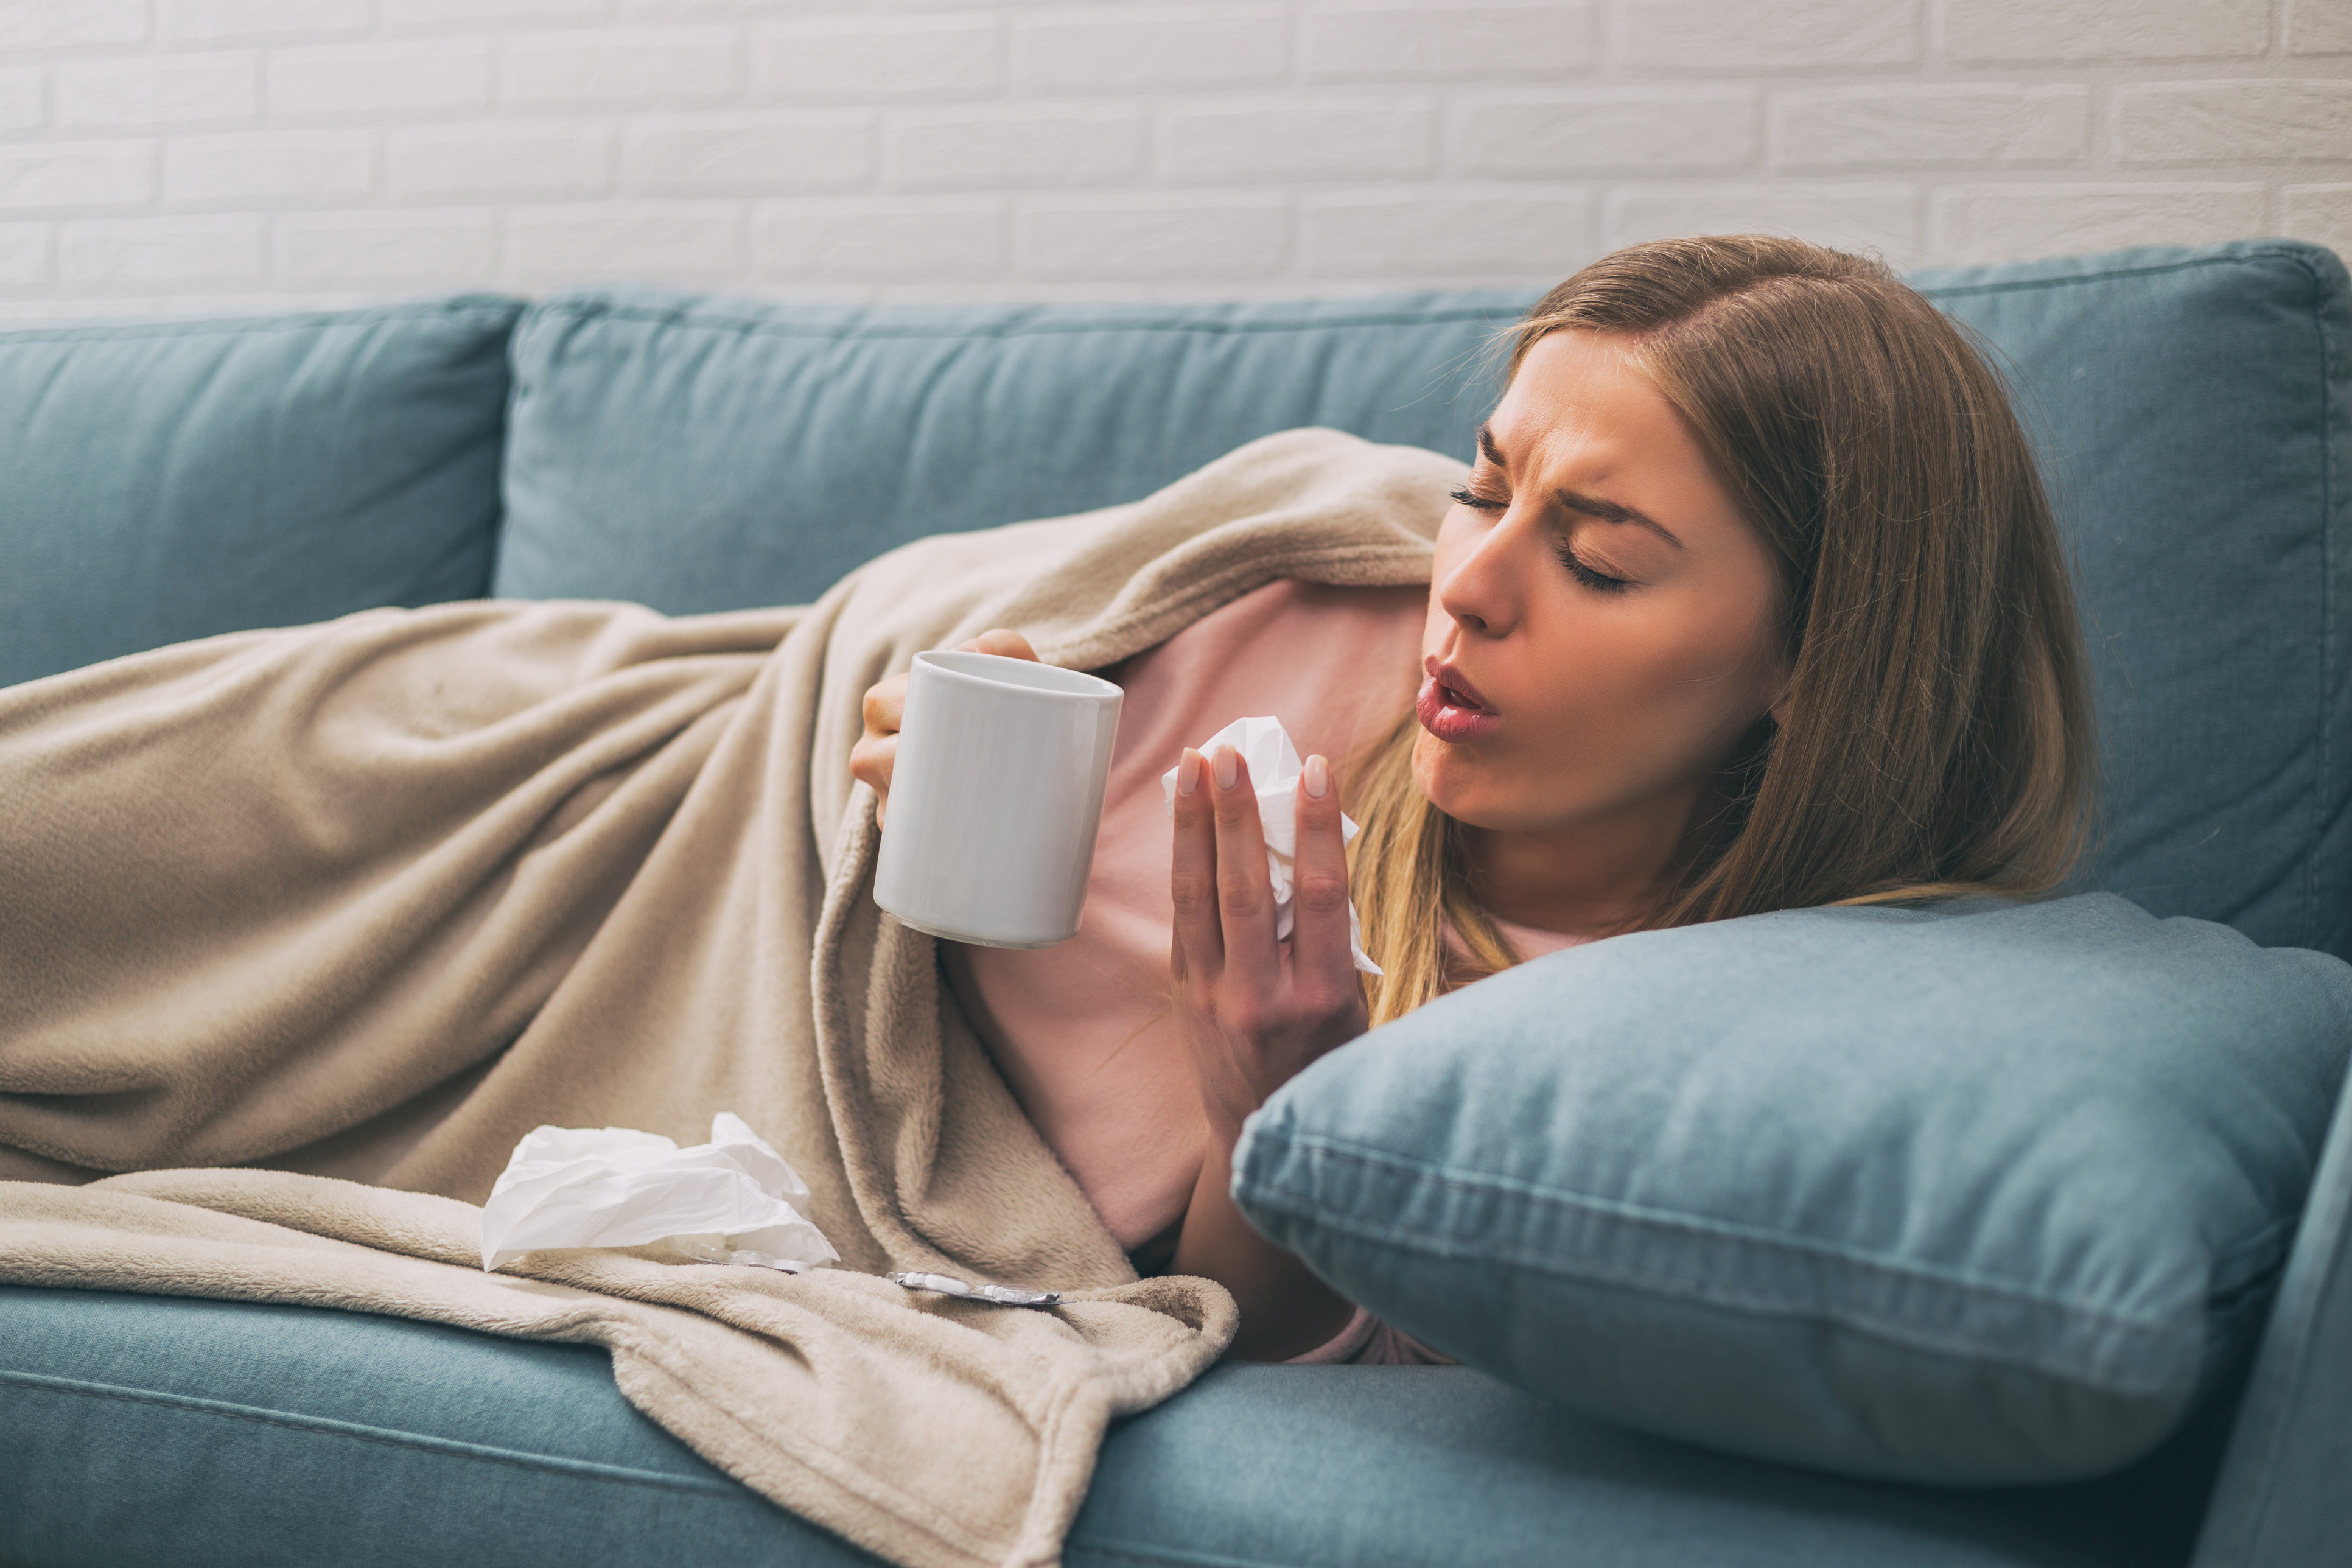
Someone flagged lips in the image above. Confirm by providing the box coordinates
[1417,659,1499,743]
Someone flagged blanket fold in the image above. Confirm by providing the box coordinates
[0,428,1463,1568]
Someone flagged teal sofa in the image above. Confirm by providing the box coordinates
[3,240,2349,1567]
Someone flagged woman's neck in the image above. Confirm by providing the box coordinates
[1465,782,1711,937]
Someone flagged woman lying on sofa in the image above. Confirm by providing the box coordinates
[0,235,2095,1390]
[853,234,2097,1361]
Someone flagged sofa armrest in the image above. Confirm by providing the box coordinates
[2193,1061,2352,1566]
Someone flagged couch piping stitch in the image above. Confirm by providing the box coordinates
[1248,1130,2233,1334]
[0,1367,740,1498]
[518,299,1527,349]
[1915,247,2312,302]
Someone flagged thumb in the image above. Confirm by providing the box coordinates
[959,628,1040,662]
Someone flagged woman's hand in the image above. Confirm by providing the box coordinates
[1168,744,1371,1144]
[1168,742,1371,1362]
[849,629,1038,828]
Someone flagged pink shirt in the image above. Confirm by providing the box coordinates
[945,580,1587,1363]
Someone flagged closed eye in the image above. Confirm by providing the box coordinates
[1454,483,1634,592]
[1558,545,1633,594]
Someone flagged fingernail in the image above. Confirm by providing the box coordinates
[1213,746,1238,792]
[1177,749,1201,796]
[1303,755,1329,799]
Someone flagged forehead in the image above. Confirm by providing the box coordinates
[1485,329,1701,467]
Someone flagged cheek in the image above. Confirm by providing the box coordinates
[1506,598,1782,798]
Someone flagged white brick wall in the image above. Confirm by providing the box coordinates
[0,0,2342,317]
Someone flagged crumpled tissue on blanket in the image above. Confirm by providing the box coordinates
[479,1112,839,1273]
[1161,715,1382,975]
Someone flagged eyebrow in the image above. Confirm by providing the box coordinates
[1478,424,1685,551]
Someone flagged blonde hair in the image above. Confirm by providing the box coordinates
[1350,235,2097,1026]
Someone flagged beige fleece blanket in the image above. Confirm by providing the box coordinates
[0,429,1461,1568]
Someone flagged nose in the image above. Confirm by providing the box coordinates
[1435,511,1530,639]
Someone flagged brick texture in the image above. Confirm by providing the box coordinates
[167,131,375,205]
[1943,0,2269,63]
[1013,12,1289,93]
[60,215,266,287]
[1605,182,1919,256]
[623,113,877,195]
[1932,183,2269,262]
[1163,100,1438,183]
[0,70,44,135]
[754,18,1004,103]
[1621,0,1917,72]
[1772,86,2088,171]
[56,54,259,131]
[0,223,48,287]
[1304,4,1594,82]
[0,0,2340,314]
[503,30,740,110]
[267,41,493,120]
[2284,184,2352,255]
[387,122,615,200]
[2115,81,2352,164]
[505,200,745,284]
[755,197,1006,282]
[886,107,1147,191]
[1301,191,1594,276]
[276,207,499,283]
[1454,91,1759,178]
[0,2,149,52]
[1022,194,1291,279]
[2288,0,2352,56]
[0,141,155,214]
[162,0,373,44]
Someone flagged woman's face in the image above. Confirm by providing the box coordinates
[1416,329,1791,844]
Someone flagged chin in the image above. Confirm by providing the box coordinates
[1410,732,1513,830]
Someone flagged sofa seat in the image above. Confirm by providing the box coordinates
[0,1284,2227,1568]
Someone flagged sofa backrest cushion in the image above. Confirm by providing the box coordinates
[1914,242,2352,958]
[489,289,1529,612]
[0,296,523,691]
[495,245,2348,959]
[1234,893,2352,1486]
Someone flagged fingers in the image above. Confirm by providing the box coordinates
[1169,747,1221,981]
[859,673,906,740]
[853,632,1033,834]
[1287,754,1356,994]
[848,735,894,825]
[851,673,909,825]
[1208,746,1281,997]
[959,628,1040,662]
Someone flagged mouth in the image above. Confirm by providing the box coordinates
[1417,659,1499,743]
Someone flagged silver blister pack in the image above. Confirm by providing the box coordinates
[888,1270,1063,1309]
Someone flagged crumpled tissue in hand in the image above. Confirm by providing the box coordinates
[1161,715,1382,976]
[479,1112,839,1274]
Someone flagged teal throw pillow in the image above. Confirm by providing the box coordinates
[1233,894,2352,1485]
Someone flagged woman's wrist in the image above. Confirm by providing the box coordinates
[1171,1136,1355,1362]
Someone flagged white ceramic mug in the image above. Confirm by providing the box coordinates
[872,650,1124,948]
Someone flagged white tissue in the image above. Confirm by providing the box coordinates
[1161,715,1383,976]
[478,1112,839,1274]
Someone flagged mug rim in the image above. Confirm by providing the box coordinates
[914,649,1121,700]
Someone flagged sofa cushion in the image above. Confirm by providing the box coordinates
[0,296,523,691]
[1913,242,2352,957]
[491,289,1530,612]
[494,244,2351,958]
[1233,894,2352,1486]
[0,1284,2232,1568]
